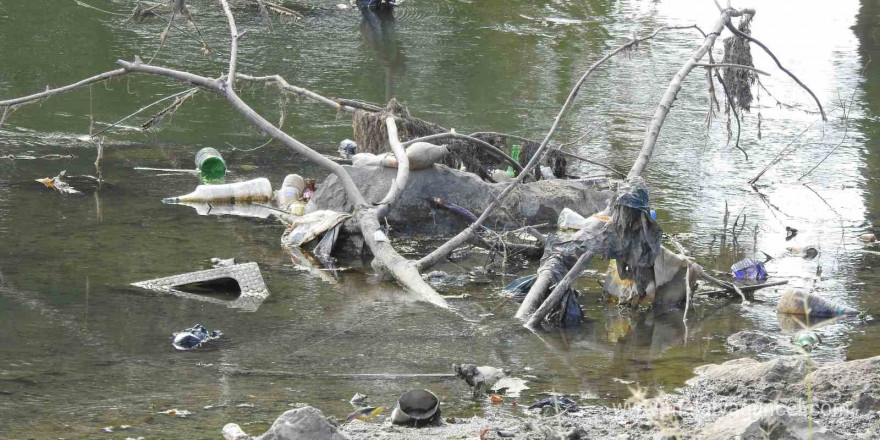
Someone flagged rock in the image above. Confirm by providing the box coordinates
[727,330,787,354]
[698,404,842,439]
[223,423,252,440]
[688,357,807,399]
[807,355,880,413]
[256,407,350,440]
[308,165,612,234]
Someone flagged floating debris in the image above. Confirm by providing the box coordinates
[172,324,221,351]
[158,408,192,418]
[350,393,368,406]
[35,170,81,195]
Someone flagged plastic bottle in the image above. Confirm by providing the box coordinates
[277,174,305,207]
[194,147,227,182]
[163,178,273,204]
[506,144,521,178]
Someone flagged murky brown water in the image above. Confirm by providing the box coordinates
[1,0,879,438]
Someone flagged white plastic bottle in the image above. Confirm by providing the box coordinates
[163,178,273,203]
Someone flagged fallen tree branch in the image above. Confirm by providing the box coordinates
[418,25,699,272]
[697,280,788,296]
[628,12,738,179]
[376,117,410,219]
[526,248,598,328]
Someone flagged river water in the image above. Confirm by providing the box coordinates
[1,0,878,438]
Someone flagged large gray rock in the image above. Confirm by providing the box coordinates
[698,404,841,440]
[307,165,613,234]
[807,355,880,413]
[688,357,808,399]
[257,407,349,440]
[727,330,791,356]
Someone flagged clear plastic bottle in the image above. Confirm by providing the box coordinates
[194,147,227,182]
[163,178,272,204]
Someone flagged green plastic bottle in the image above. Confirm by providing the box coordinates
[506,144,521,177]
[195,147,227,183]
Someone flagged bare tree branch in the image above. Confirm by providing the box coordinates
[219,0,239,90]
[0,69,127,107]
[628,13,736,179]
[694,63,770,76]
[376,117,410,219]
[723,17,826,121]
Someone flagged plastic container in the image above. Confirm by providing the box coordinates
[731,258,767,280]
[557,207,590,230]
[194,147,227,182]
[276,174,306,208]
[163,178,273,204]
[506,144,521,177]
[390,390,440,426]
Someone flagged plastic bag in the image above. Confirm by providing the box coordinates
[281,210,351,247]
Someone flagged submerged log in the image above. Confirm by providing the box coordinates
[308,165,613,235]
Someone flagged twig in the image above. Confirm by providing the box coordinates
[697,280,787,296]
[554,150,626,177]
[798,61,868,180]
[73,0,129,16]
[714,71,746,159]
[694,63,770,76]
[748,120,818,185]
[90,87,198,137]
[699,272,748,302]
[0,69,128,107]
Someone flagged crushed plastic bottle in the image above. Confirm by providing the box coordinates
[557,208,590,230]
[731,258,768,280]
[194,147,227,182]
